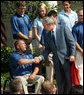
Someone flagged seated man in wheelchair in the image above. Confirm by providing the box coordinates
[9,39,44,94]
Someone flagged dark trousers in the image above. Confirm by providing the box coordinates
[54,60,72,94]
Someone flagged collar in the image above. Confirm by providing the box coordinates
[37,17,43,22]
[15,51,25,55]
[62,9,73,15]
[16,12,25,17]
[79,21,83,25]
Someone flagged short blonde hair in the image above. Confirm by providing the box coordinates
[37,3,48,17]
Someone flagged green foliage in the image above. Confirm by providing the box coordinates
[1,72,10,88]
[1,1,16,18]
[42,62,46,78]
[1,1,49,25]
[1,46,14,73]
[32,47,37,56]
[1,46,14,88]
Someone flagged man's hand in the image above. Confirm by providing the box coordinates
[26,38,32,45]
[80,49,83,56]
[34,57,42,64]
[42,45,45,50]
[28,74,36,80]
[52,85,57,94]
[69,56,75,62]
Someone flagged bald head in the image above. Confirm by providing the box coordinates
[41,80,57,94]
[14,39,26,53]
[78,9,83,23]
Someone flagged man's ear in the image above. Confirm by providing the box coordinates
[20,88,23,94]
[40,90,42,94]
[16,45,19,49]
[56,16,57,19]
[49,23,53,26]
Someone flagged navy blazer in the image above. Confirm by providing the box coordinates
[40,25,76,65]
[40,29,48,45]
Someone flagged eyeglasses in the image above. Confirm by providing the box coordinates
[79,15,83,17]
[18,7,26,10]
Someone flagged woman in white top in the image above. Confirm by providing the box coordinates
[57,1,78,32]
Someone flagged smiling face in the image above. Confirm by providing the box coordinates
[78,10,83,23]
[39,7,46,18]
[17,6,26,16]
[38,3,48,18]
[16,40,27,52]
[63,1,71,12]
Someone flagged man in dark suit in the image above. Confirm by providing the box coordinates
[34,16,76,94]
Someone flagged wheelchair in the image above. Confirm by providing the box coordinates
[3,71,13,94]
[3,71,35,94]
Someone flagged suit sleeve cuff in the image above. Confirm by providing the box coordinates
[38,55,45,61]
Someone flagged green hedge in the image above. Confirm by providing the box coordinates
[1,1,49,24]
[1,72,10,88]
[1,46,14,73]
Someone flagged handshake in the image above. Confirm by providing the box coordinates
[33,57,42,64]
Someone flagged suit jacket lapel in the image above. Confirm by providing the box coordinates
[50,32,57,50]
[52,27,57,48]
[55,25,62,48]
[48,31,58,57]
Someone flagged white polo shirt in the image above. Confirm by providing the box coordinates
[57,9,78,32]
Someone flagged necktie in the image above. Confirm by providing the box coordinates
[52,31,55,44]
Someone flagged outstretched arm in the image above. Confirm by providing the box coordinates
[18,58,36,65]
[34,34,51,64]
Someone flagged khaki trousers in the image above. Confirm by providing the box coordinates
[35,44,54,83]
[46,53,54,83]
[15,74,44,94]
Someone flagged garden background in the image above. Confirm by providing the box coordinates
[1,1,83,92]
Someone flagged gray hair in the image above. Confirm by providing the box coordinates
[9,78,23,94]
[43,16,55,25]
